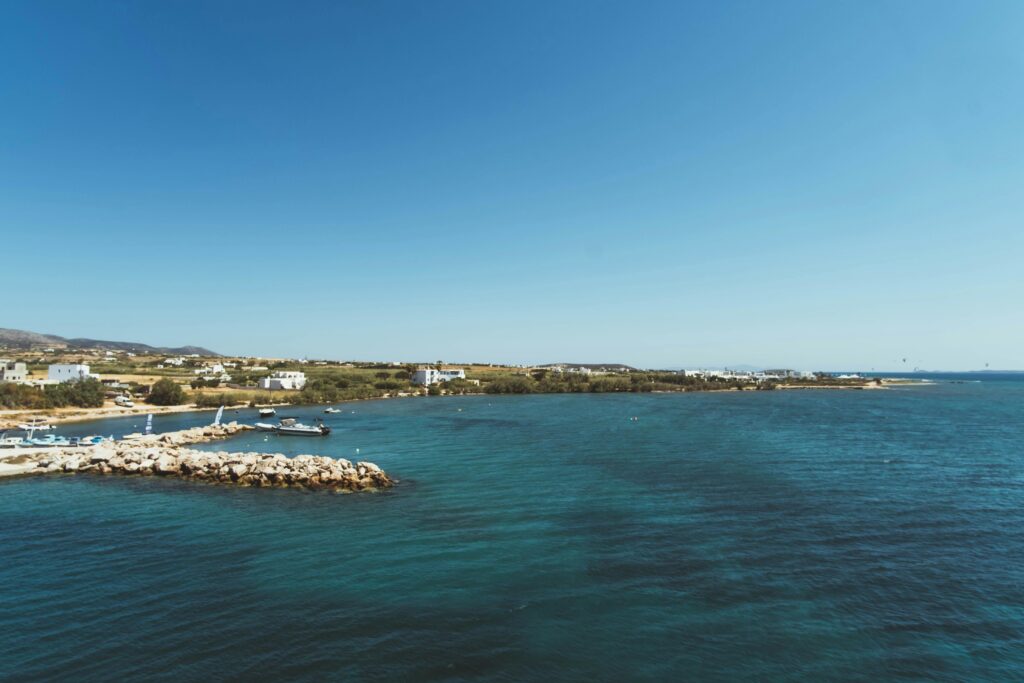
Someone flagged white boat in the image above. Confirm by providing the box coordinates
[256,418,330,436]
[122,416,153,441]
[324,407,341,414]
[17,418,52,431]
[0,434,26,448]
[68,436,106,447]
[258,408,276,418]
[29,434,71,448]
[278,419,331,436]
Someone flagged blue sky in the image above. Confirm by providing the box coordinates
[2,1,1022,369]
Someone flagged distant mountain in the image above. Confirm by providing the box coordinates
[547,363,640,372]
[0,328,218,356]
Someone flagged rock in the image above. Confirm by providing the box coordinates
[154,455,178,475]
[19,423,392,492]
[90,448,115,463]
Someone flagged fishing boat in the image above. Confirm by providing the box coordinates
[258,408,276,418]
[28,434,72,448]
[68,436,106,447]
[0,433,26,449]
[255,418,330,436]
[324,407,341,414]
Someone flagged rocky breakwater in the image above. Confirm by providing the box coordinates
[12,422,394,492]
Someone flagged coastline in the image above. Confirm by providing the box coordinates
[1,379,915,431]
[0,403,223,430]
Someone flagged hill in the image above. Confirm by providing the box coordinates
[0,328,219,356]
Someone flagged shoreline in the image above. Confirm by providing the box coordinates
[0,403,223,430]
[1,379,913,430]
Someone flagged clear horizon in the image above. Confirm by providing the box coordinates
[2,325,1018,373]
[3,1,1022,370]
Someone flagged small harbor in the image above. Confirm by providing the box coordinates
[0,419,392,492]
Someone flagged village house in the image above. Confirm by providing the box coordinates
[0,360,28,383]
[411,368,466,386]
[259,371,307,390]
[48,363,100,383]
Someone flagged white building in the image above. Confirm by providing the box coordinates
[48,363,99,383]
[258,371,307,390]
[411,368,466,386]
[0,360,28,383]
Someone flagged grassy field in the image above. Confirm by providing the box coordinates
[2,348,876,414]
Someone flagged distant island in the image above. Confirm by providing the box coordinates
[0,327,217,356]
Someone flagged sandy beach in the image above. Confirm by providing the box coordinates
[0,402,222,430]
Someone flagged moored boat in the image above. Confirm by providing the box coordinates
[324,407,341,414]
[255,418,331,436]
[68,436,106,447]
[18,418,53,431]
[258,408,276,418]
[28,434,72,448]
[0,433,26,448]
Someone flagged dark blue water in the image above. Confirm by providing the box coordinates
[3,378,1024,681]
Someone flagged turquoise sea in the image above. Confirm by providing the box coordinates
[3,375,1024,681]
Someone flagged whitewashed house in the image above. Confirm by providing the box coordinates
[411,368,466,386]
[48,363,99,383]
[259,371,307,390]
[0,360,28,383]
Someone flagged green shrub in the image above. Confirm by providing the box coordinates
[148,378,187,405]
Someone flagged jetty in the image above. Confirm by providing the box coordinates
[0,422,393,492]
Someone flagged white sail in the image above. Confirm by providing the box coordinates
[144,414,153,435]
[214,406,224,426]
